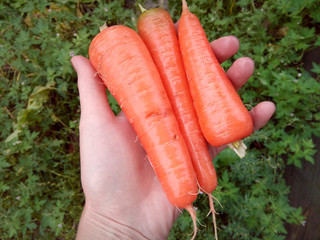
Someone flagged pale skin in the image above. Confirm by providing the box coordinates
[71,35,276,240]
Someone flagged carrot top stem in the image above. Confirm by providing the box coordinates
[182,0,189,13]
[138,3,147,13]
[99,23,108,32]
[227,140,247,158]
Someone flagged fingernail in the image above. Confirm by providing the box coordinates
[71,57,78,73]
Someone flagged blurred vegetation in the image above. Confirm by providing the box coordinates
[0,0,319,239]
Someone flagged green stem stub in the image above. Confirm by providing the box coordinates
[228,140,247,158]
[138,4,147,13]
[99,23,108,32]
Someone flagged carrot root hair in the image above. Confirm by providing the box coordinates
[185,204,198,240]
[208,194,218,240]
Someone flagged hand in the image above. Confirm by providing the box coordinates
[71,35,275,240]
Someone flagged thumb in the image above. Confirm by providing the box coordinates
[71,56,115,124]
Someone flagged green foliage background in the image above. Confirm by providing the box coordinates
[0,0,319,239]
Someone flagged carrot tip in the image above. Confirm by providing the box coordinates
[185,204,198,240]
[228,140,247,158]
[138,3,147,13]
[208,195,218,240]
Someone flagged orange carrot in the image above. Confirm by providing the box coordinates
[137,6,217,195]
[178,0,253,158]
[137,6,218,238]
[89,25,198,238]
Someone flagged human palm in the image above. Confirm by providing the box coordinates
[78,104,178,239]
[72,35,275,240]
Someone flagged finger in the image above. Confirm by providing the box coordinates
[210,36,239,63]
[116,111,126,118]
[208,144,227,160]
[116,111,128,122]
[71,56,115,123]
[250,101,276,132]
[226,57,255,91]
[174,20,179,33]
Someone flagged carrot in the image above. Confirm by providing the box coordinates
[178,0,253,158]
[89,25,198,239]
[137,6,217,194]
[137,6,219,236]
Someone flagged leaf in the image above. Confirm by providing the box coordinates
[305,154,315,164]
[311,62,320,75]
[28,85,55,110]
[5,129,22,143]
[221,170,229,183]
[314,36,320,46]
[293,157,302,168]
[0,182,10,192]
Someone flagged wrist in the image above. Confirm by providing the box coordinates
[76,204,151,240]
